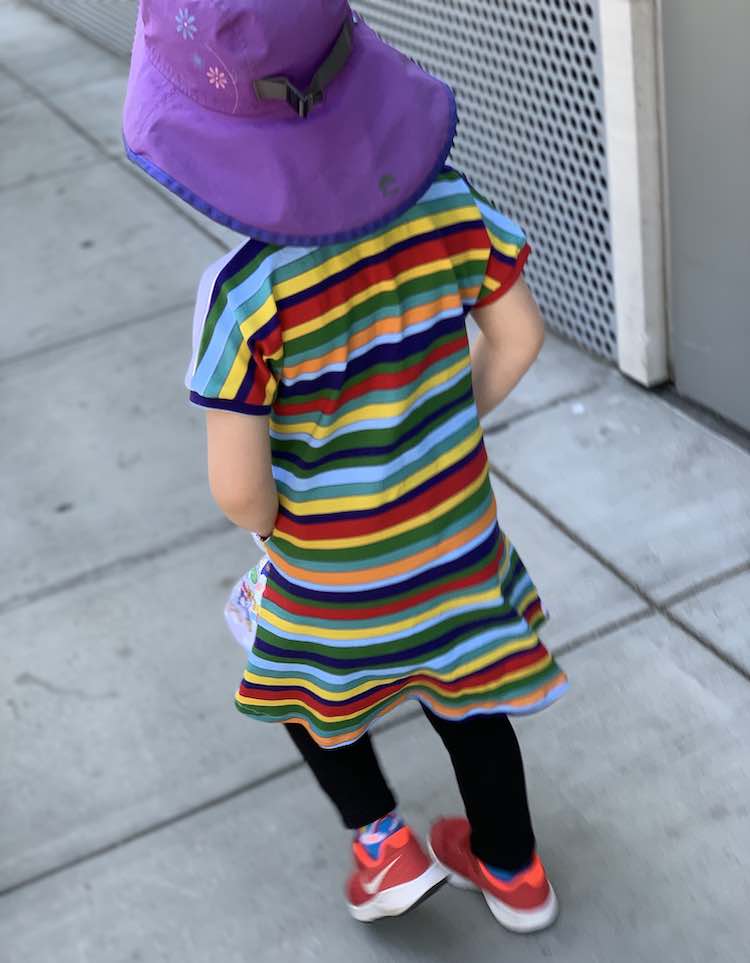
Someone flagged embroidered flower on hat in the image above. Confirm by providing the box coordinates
[207,65,227,89]
[175,8,197,40]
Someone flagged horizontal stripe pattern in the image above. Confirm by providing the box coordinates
[188,166,567,747]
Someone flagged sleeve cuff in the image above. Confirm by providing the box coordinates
[188,391,272,415]
[473,243,531,310]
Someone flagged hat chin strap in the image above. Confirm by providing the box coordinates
[253,17,354,119]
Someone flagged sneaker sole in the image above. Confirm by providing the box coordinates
[484,884,559,933]
[427,840,559,933]
[347,862,448,923]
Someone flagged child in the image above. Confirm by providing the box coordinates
[124,0,569,932]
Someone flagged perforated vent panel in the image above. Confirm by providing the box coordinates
[28,0,616,358]
[29,0,138,58]
[355,0,616,358]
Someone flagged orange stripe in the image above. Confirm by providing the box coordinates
[265,495,498,586]
[236,671,568,749]
[283,292,464,379]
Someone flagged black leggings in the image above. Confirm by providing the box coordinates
[285,704,535,871]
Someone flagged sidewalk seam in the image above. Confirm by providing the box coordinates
[0,298,194,369]
[659,560,750,608]
[552,607,653,658]
[0,156,106,195]
[0,706,422,898]
[0,61,230,255]
[0,518,234,618]
[489,463,750,684]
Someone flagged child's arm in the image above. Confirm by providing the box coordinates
[204,409,279,537]
[469,277,545,420]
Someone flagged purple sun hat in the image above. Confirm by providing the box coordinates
[122,0,457,246]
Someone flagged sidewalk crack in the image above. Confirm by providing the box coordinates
[0,518,234,618]
[489,462,750,684]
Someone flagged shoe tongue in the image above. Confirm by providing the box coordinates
[481,857,532,882]
[356,813,404,859]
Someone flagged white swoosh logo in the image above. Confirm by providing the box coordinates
[362,857,400,895]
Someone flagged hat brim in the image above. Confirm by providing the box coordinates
[122,16,457,246]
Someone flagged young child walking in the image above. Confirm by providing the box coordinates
[124,0,569,932]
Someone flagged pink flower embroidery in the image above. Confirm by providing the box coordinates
[207,66,227,89]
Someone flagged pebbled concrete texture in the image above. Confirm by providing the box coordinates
[0,68,25,110]
[484,381,750,603]
[0,97,99,189]
[0,528,284,892]
[669,568,750,676]
[2,618,749,963]
[6,161,222,358]
[2,8,750,963]
[468,317,613,431]
[0,307,224,607]
[0,3,123,94]
[49,71,130,157]
[490,475,646,649]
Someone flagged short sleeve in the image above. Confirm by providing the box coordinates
[468,184,531,309]
[185,244,283,415]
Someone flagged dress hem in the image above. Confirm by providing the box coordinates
[233,669,569,749]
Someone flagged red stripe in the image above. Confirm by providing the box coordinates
[282,226,487,332]
[473,244,531,310]
[275,442,487,540]
[237,643,548,717]
[262,550,501,620]
[276,330,467,417]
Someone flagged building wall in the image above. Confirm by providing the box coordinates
[660,0,750,431]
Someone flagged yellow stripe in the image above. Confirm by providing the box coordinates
[282,292,467,385]
[271,457,490,551]
[283,252,480,346]
[514,586,538,614]
[236,651,553,723]
[261,582,503,640]
[485,225,524,260]
[239,633,542,704]
[238,290,277,335]
[221,339,251,398]
[274,204,480,302]
[276,420,482,518]
[273,352,471,442]
[218,295,277,398]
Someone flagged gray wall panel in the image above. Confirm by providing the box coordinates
[661,0,750,431]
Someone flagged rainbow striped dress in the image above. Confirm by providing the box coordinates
[186,166,568,748]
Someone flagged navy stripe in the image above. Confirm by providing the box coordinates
[253,610,535,671]
[275,218,485,312]
[189,391,271,415]
[272,383,475,473]
[281,310,467,401]
[266,523,500,603]
[273,437,484,525]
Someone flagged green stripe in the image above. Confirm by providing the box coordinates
[270,368,474,469]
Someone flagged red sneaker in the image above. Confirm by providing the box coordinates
[428,817,558,932]
[346,825,447,922]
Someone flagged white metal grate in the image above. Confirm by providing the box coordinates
[355,0,616,358]
[28,0,616,358]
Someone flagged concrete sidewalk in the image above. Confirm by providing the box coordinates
[2,4,750,961]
